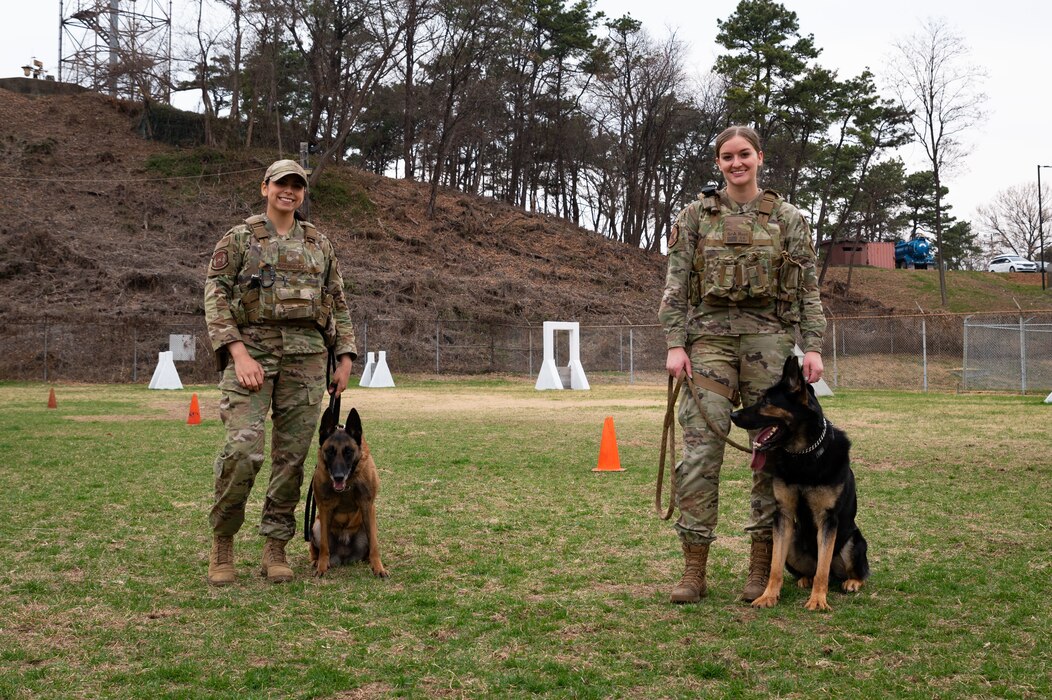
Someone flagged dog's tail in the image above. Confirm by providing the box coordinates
[303,482,316,542]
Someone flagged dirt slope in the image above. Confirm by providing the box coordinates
[1,88,1049,329]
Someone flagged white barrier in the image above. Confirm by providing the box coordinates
[359,352,376,387]
[535,321,589,390]
[359,351,395,388]
[366,351,395,388]
[148,351,183,390]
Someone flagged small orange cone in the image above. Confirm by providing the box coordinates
[187,393,201,425]
[593,416,624,472]
[47,387,57,409]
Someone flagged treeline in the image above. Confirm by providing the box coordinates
[176,0,984,267]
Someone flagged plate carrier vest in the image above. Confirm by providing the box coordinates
[234,215,335,335]
[689,189,804,321]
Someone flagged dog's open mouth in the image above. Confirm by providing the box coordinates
[331,478,348,492]
[749,426,779,471]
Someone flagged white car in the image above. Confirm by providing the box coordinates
[988,255,1038,273]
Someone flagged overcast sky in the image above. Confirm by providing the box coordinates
[5,0,1049,235]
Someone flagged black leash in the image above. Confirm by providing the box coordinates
[304,347,341,542]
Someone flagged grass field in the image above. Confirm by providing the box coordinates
[1,378,1049,699]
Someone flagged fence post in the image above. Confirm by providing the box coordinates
[43,317,49,383]
[1019,315,1027,395]
[962,317,970,391]
[435,320,440,374]
[831,320,838,388]
[620,327,624,372]
[528,327,533,378]
[629,327,634,384]
[921,317,928,392]
[362,320,368,359]
[132,327,138,383]
[490,325,495,372]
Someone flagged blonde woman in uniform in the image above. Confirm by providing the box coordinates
[658,126,827,603]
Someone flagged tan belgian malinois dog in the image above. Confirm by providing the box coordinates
[307,406,388,578]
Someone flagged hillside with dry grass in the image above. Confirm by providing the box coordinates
[2,87,1050,331]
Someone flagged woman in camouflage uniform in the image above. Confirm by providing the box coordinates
[203,159,357,586]
[658,126,827,604]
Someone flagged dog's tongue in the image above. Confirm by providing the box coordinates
[749,448,767,472]
[332,479,347,492]
[749,427,777,472]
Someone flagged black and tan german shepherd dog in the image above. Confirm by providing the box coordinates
[730,355,868,611]
[308,406,389,578]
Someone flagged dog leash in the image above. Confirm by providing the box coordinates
[304,348,342,542]
[655,374,751,520]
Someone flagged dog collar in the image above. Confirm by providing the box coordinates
[784,418,829,456]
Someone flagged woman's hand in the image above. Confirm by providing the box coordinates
[802,351,824,384]
[329,354,354,397]
[228,341,264,391]
[666,346,692,379]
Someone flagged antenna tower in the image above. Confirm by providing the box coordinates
[59,0,172,102]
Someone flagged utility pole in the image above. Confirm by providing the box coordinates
[1039,165,1050,291]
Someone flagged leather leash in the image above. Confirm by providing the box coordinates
[304,348,341,542]
[655,373,752,520]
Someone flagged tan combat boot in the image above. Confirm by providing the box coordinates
[260,537,294,583]
[741,537,773,602]
[669,542,709,604]
[207,535,236,587]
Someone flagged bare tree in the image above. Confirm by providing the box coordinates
[279,0,408,182]
[216,0,246,132]
[889,17,986,305]
[976,182,1050,260]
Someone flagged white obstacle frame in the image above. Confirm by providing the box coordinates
[148,350,183,390]
[359,352,376,387]
[359,351,395,388]
[535,321,589,390]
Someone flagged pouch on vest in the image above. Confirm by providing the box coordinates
[775,255,803,323]
[701,248,776,305]
[271,286,317,321]
[316,291,337,348]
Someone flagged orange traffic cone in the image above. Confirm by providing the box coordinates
[187,393,201,425]
[47,387,57,409]
[593,416,624,472]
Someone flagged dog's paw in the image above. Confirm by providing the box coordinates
[841,578,864,593]
[373,567,389,579]
[751,593,779,609]
[796,577,813,589]
[804,595,831,611]
[314,558,330,577]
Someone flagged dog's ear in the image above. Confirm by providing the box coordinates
[345,407,363,443]
[782,354,806,394]
[319,406,338,446]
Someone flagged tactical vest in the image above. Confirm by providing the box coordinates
[235,215,334,331]
[689,189,800,316]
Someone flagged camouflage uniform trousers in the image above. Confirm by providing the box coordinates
[674,332,795,545]
[209,343,327,541]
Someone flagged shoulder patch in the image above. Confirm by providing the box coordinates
[668,224,680,251]
[210,249,231,272]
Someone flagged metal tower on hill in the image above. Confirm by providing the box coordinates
[59,0,172,102]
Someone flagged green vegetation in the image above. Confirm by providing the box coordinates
[310,173,377,217]
[144,148,249,180]
[0,380,1049,698]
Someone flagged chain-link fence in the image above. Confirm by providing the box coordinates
[2,312,1050,394]
[825,312,1052,393]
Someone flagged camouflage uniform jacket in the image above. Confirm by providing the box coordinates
[658,189,826,353]
[204,216,357,370]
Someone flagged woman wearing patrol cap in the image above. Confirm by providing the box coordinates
[658,126,827,604]
[203,158,357,586]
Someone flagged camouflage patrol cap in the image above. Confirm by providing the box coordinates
[264,159,308,186]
